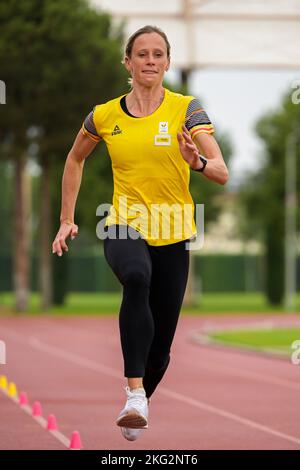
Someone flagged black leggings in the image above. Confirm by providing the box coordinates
[103,225,190,398]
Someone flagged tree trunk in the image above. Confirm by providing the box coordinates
[40,155,53,311]
[13,153,30,312]
[265,220,284,305]
[183,252,197,307]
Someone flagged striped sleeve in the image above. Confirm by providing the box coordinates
[185,98,215,140]
[81,108,102,142]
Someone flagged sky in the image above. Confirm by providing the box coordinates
[167,68,300,189]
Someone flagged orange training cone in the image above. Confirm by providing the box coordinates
[47,414,58,431]
[69,431,82,450]
[19,392,28,406]
[32,401,42,417]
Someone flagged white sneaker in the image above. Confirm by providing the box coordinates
[116,386,148,429]
[120,426,147,441]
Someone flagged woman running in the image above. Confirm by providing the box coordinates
[52,25,229,442]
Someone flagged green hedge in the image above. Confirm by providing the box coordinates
[194,254,265,292]
[0,252,299,293]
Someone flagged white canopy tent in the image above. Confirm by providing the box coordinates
[91,0,300,70]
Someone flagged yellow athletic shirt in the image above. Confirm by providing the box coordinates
[82,88,214,246]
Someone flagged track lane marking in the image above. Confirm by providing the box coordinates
[2,325,300,447]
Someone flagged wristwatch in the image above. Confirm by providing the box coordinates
[192,154,207,173]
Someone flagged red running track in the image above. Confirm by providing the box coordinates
[1,314,300,450]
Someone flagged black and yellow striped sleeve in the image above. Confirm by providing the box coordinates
[81,108,102,142]
[185,98,215,140]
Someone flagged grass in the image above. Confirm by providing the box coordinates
[0,291,299,316]
[209,328,300,357]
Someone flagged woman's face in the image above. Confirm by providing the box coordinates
[125,32,170,87]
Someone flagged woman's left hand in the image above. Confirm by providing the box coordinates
[177,125,200,170]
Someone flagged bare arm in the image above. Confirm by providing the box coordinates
[193,132,229,185]
[60,130,97,223]
[52,131,98,257]
[177,125,229,185]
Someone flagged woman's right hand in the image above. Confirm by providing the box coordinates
[52,128,97,257]
[52,221,78,257]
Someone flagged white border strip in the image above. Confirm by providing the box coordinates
[29,336,300,447]
[1,388,71,449]
[2,325,300,448]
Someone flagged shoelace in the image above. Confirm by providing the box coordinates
[125,387,147,411]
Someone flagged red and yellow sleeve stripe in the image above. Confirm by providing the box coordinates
[190,123,215,140]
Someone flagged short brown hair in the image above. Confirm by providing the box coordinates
[125,25,171,58]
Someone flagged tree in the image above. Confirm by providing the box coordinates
[239,90,300,305]
[0,0,127,311]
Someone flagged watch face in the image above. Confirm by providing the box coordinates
[199,156,207,172]
[193,155,207,172]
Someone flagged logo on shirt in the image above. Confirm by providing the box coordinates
[155,121,171,145]
[159,122,168,133]
[112,125,122,136]
[154,135,171,146]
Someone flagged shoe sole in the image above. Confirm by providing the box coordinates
[121,427,145,441]
[116,411,148,429]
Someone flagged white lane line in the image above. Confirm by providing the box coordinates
[0,325,120,379]
[2,325,300,447]
[58,321,300,392]
[29,337,121,379]
[22,320,300,392]
[158,388,300,447]
[187,349,300,392]
[1,389,70,448]
[200,320,276,333]
[28,336,300,448]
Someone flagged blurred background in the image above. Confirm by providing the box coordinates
[0,0,299,321]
